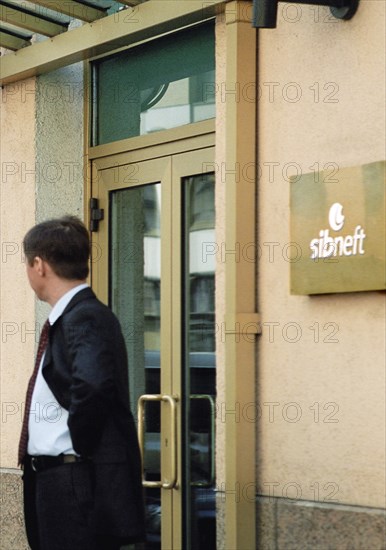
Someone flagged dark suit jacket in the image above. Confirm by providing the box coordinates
[42,287,145,541]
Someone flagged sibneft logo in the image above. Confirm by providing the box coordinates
[328,202,345,231]
[310,202,366,259]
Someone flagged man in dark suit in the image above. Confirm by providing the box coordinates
[19,216,146,550]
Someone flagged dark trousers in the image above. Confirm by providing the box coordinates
[23,459,124,550]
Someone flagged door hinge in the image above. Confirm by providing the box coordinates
[90,198,104,232]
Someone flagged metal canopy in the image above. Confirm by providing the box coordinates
[0,0,146,50]
[0,0,225,86]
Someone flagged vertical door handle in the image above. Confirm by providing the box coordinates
[137,394,178,489]
[190,394,215,487]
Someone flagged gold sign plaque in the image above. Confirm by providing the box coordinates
[290,161,385,295]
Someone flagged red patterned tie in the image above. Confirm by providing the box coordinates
[18,319,50,466]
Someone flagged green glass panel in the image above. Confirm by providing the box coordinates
[110,183,162,546]
[182,173,216,549]
[92,23,215,145]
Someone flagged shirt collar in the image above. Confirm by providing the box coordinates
[49,284,89,325]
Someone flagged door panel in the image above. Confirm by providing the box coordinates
[179,164,216,549]
[92,146,215,549]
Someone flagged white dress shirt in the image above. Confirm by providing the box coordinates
[27,284,89,456]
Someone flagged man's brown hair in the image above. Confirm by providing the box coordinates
[23,216,90,280]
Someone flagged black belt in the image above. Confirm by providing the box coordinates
[29,454,85,473]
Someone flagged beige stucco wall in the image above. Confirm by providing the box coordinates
[34,64,85,324]
[257,1,385,508]
[0,79,36,468]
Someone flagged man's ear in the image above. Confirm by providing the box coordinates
[34,256,46,276]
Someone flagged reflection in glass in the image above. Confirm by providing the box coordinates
[92,23,215,145]
[109,171,216,548]
[183,173,216,549]
[110,184,162,548]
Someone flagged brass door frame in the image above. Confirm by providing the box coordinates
[90,132,215,549]
[86,3,258,548]
[90,121,215,297]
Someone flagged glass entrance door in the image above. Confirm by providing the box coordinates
[92,147,216,549]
